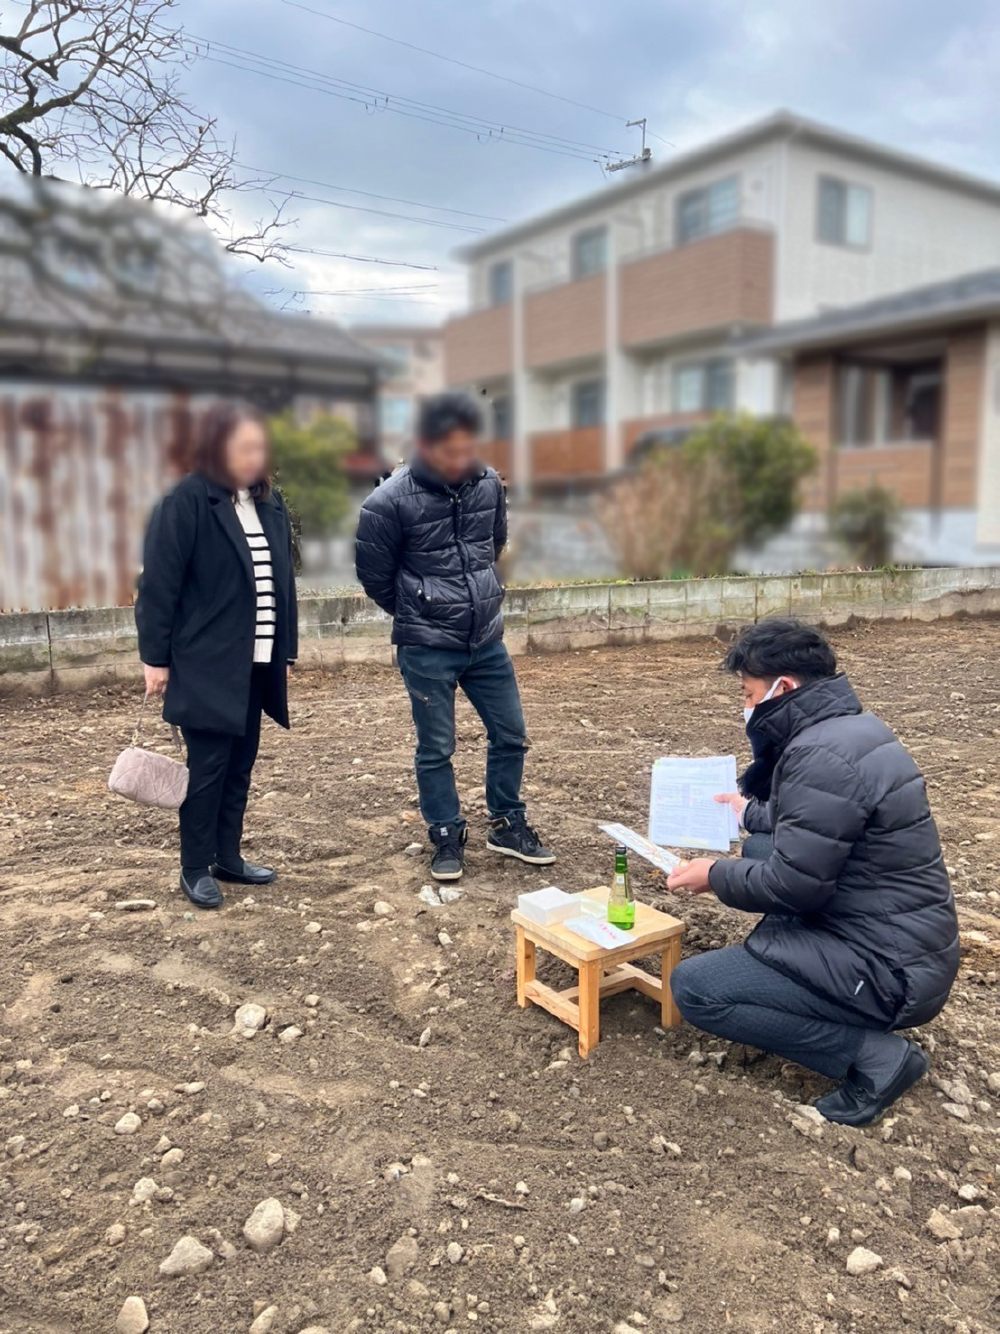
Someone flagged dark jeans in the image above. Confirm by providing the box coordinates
[398,640,527,828]
[179,665,266,868]
[670,944,876,1080]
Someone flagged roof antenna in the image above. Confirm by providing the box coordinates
[606,118,652,173]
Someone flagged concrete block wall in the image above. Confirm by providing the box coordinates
[2,567,998,694]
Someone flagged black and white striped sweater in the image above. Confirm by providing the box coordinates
[234,490,276,664]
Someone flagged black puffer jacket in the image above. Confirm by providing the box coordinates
[710,675,959,1030]
[355,460,507,650]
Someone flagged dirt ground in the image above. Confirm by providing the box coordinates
[1,620,998,1334]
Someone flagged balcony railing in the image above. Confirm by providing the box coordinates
[530,425,604,480]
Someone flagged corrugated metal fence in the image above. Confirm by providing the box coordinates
[0,384,211,612]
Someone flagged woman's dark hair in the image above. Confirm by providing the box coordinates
[417,391,482,444]
[192,402,272,501]
[721,617,837,683]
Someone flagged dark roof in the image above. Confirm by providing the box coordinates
[455,110,1000,263]
[741,268,1000,356]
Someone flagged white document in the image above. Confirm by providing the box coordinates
[599,823,680,874]
[564,915,635,949]
[648,755,740,852]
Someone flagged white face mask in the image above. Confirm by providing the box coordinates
[744,676,784,726]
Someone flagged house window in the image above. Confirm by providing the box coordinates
[488,259,512,306]
[836,361,942,446]
[673,359,735,413]
[818,176,872,248]
[572,226,607,278]
[492,394,513,440]
[676,176,740,245]
[381,395,411,434]
[572,379,605,428]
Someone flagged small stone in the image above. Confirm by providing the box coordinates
[173,1082,205,1095]
[942,1101,970,1121]
[654,1295,685,1324]
[249,1308,279,1334]
[374,900,393,916]
[826,1227,840,1248]
[106,1223,126,1246]
[114,899,156,912]
[233,1002,268,1038]
[846,1246,883,1276]
[986,1072,1000,1095]
[593,1131,609,1151]
[568,1197,586,1214]
[417,886,441,907]
[130,1177,158,1206]
[243,1198,286,1255]
[116,1296,149,1334]
[433,1300,451,1324]
[893,1167,912,1184]
[115,1112,142,1136]
[888,1269,913,1290]
[304,921,322,934]
[957,1182,985,1202]
[438,930,452,947]
[405,842,423,856]
[161,1148,185,1169]
[438,886,463,904]
[370,1265,388,1286]
[418,1027,433,1048]
[515,1181,529,1195]
[63,1104,79,1118]
[278,1026,303,1044]
[159,1235,214,1277]
[304,994,320,1008]
[925,1209,962,1241]
[446,1241,464,1263]
[385,1233,420,1280]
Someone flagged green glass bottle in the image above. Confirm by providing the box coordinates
[607,844,635,930]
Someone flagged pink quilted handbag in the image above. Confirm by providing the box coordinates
[108,694,189,810]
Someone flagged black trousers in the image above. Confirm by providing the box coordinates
[178,665,266,868]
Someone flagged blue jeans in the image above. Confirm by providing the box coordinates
[670,945,874,1079]
[398,641,527,829]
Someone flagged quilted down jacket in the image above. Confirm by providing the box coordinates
[710,674,959,1030]
[355,459,507,651]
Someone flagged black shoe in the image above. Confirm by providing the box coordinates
[486,813,556,866]
[429,823,467,882]
[813,1041,929,1127]
[211,859,277,885]
[179,868,224,910]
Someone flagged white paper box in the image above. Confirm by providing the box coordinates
[516,887,576,926]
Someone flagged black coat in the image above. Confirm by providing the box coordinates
[135,472,298,736]
[710,675,959,1030]
[355,459,507,651]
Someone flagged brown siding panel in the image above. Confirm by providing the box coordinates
[833,445,934,508]
[620,227,774,348]
[524,275,605,369]
[942,326,985,508]
[531,427,603,479]
[444,306,512,385]
[793,356,835,511]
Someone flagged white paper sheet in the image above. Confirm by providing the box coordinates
[647,755,740,852]
[599,823,680,874]
[563,915,635,949]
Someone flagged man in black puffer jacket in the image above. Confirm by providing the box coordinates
[667,618,959,1126]
[356,392,554,883]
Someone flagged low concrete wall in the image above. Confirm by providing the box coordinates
[2,567,998,694]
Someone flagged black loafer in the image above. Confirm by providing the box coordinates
[813,1040,929,1127]
[211,859,277,885]
[179,870,224,910]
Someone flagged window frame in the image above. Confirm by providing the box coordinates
[381,395,412,435]
[571,225,608,279]
[675,175,741,246]
[816,174,873,251]
[672,357,735,414]
[488,259,513,307]
[571,378,606,430]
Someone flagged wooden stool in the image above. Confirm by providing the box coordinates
[511,887,685,1058]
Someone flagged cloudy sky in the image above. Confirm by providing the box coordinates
[170,0,1000,328]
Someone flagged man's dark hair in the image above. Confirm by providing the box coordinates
[418,392,482,444]
[721,617,837,683]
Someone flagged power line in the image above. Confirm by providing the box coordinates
[244,166,508,222]
[255,185,488,233]
[283,245,441,271]
[187,35,621,163]
[279,0,627,124]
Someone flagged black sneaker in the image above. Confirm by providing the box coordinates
[429,823,468,882]
[486,814,556,866]
[813,1041,929,1127]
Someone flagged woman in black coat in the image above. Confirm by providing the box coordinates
[135,403,298,909]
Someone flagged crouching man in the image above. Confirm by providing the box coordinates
[355,392,554,883]
[667,618,959,1126]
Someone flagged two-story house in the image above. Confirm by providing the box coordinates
[443,110,1000,564]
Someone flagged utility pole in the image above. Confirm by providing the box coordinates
[606,119,651,173]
